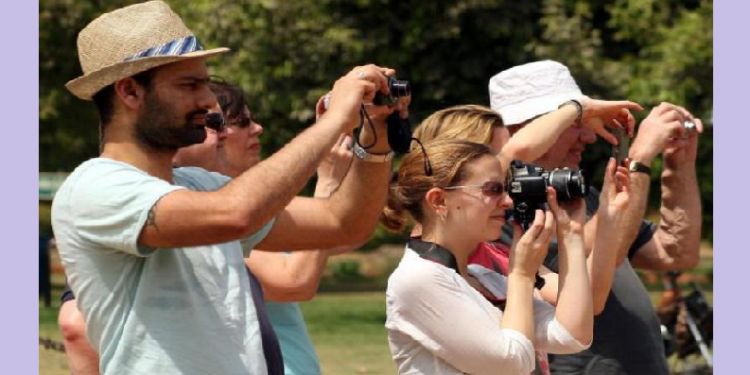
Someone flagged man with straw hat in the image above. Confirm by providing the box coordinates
[52,1,398,374]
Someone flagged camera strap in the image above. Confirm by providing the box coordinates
[408,238,508,309]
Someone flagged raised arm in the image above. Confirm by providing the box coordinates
[247,133,361,301]
[501,97,641,165]
[256,89,409,251]
[629,104,703,270]
[545,187,593,344]
[538,159,631,316]
[137,65,392,249]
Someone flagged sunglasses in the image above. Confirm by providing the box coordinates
[443,180,507,198]
[227,116,252,128]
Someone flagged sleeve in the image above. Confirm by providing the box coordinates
[388,264,535,375]
[532,300,591,354]
[61,282,75,304]
[628,220,658,259]
[240,217,277,257]
[467,265,590,355]
[70,163,185,256]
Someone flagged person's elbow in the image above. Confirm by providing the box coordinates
[336,215,377,245]
[58,302,88,345]
[265,279,321,302]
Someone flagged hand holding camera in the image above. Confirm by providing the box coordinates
[508,161,588,230]
[578,96,643,145]
[509,206,554,280]
[629,102,703,166]
[324,64,395,133]
[597,158,631,228]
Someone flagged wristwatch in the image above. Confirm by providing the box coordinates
[352,142,393,163]
[628,160,652,175]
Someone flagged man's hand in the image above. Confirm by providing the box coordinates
[580,96,643,144]
[629,102,702,165]
[324,64,396,133]
[663,117,703,170]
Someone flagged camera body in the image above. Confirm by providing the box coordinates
[508,161,588,229]
[373,76,411,106]
[205,113,225,131]
[611,127,630,167]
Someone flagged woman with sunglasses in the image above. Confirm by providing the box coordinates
[399,103,633,375]
[383,104,632,374]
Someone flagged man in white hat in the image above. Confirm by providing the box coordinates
[489,60,704,375]
[52,1,400,374]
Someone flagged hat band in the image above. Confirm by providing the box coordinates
[123,35,204,62]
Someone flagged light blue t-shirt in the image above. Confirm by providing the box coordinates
[266,302,321,375]
[52,158,275,375]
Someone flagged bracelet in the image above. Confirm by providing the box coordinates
[352,142,393,163]
[558,99,583,126]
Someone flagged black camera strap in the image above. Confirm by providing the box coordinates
[408,238,459,273]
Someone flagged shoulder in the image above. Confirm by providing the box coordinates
[173,167,231,191]
[56,159,177,204]
[388,249,461,300]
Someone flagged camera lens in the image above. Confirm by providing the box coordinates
[388,78,411,98]
[547,169,587,201]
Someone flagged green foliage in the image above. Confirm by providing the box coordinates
[39,0,712,240]
[330,260,364,281]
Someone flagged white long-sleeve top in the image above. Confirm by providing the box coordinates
[385,248,536,375]
[467,264,590,355]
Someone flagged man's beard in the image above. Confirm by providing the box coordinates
[133,91,207,153]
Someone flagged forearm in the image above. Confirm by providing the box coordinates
[228,115,347,233]
[587,220,625,314]
[502,106,577,162]
[502,273,536,340]
[139,115,347,248]
[322,120,391,242]
[554,233,593,343]
[652,167,702,269]
[252,250,330,302]
[617,171,651,262]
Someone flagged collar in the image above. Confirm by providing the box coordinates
[408,238,459,273]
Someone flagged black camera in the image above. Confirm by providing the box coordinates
[205,113,225,132]
[508,161,588,229]
[373,76,411,106]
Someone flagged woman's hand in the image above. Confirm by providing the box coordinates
[597,157,631,226]
[547,187,585,239]
[314,133,355,198]
[509,208,555,278]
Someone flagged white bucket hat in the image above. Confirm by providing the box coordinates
[488,60,583,126]
[66,1,229,100]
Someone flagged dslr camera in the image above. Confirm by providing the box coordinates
[508,161,588,229]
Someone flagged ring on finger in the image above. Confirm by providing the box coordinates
[356,71,367,79]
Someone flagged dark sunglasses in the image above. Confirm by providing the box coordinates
[227,116,252,128]
[444,180,507,198]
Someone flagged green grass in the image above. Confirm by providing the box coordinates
[41,285,712,375]
[301,292,395,375]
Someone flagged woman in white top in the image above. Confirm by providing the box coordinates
[381,139,630,375]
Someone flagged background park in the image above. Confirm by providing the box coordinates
[39,0,713,374]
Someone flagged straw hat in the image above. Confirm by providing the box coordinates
[66,1,229,100]
[488,60,583,126]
